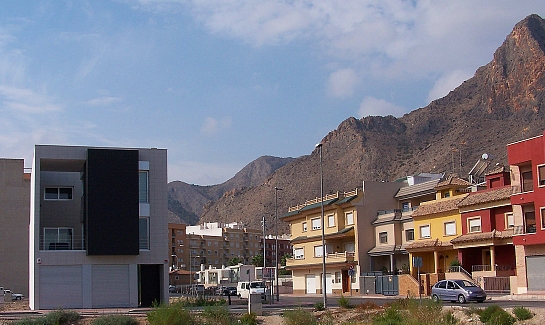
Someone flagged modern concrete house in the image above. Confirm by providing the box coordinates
[0,159,30,297]
[29,145,168,309]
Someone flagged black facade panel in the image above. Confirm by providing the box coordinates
[86,148,139,255]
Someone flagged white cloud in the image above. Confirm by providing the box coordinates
[0,85,62,113]
[201,116,232,136]
[327,68,359,98]
[85,96,123,106]
[427,70,473,102]
[358,96,407,118]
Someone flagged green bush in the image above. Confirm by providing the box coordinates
[338,295,352,309]
[372,306,403,325]
[147,301,196,325]
[90,314,139,325]
[442,311,458,325]
[512,306,533,320]
[314,302,325,311]
[479,305,503,323]
[239,312,258,325]
[11,310,81,325]
[200,306,234,325]
[487,311,515,325]
[284,308,318,325]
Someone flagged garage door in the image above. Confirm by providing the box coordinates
[526,256,545,291]
[306,274,316,294]
[92,265,131,307]
[40,266,83,309]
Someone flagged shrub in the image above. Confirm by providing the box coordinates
[200,306,234,325]
[91,314,140,325]
[487,311,515,325]
[479,305,503,323]
[239,312,258,325]
[147,301,196,325]
[372,306,403,325]
[513,306,533,320]
[284,308,318,325]
[11,310,81,325]
[338,295,352,309]
[442,311,458,325]
[314,302,325,311]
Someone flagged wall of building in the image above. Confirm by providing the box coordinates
[0,159,30,296]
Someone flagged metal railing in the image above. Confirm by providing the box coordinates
[448,266,473,280]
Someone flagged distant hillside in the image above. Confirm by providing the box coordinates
[168,156,294,224]
[194,14,545,233]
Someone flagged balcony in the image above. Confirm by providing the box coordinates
[471,264,515,277]
[286,251,355,268]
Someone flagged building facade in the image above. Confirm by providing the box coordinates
[30,145,168,309]
[508,131,545,293]
[0,159,30,296]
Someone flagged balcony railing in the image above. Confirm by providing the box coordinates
[39,236,150,251]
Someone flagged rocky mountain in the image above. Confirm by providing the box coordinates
[168,156,295,224]
[174,14,545,233]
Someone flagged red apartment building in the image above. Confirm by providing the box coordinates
[508,130,545,293]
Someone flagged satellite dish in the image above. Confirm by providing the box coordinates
[481,153,489,160]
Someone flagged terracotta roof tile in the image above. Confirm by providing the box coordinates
[405,239,452,250]
[436,175,471,188]
[457,186,512,207]
[411,195,467,217]
[485,165,508,176]
[450,229,513,244]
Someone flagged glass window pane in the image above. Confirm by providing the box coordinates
[420,225,430,238]
[346,212,354,225]
[328,215,335,227]
[59,188,72,200]
[314,245,323,257]
[44,188,58,200]
[445,222,456,236]
[139,217,149,249]
[139,171,149,203]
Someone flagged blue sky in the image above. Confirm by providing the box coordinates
[1,1,544,185]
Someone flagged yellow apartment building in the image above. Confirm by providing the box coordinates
[281,181,403,295]
[406,176,471,276]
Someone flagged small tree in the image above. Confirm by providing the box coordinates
[228,257,242,266]
[280,253,292,266]
[251,254,264,267]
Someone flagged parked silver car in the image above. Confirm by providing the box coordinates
[431,279,486,304]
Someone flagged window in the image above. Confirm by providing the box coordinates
[541,207,545,230]
[539,165,545,186]
[522,170,534,192]
[379,232,388,244]
[139,171,149,203]
[346,212,354,225]
[444,221,456,236]
[43,227,73,250]
[328,215,335,227]
[442,191,450,198]
[505,212,514,228]
[335,271,341,283]
[139,217,149,250]
[524,210,536,233]
[402,202,410,211]
[314,245,324,257]
[302,222,307,232]
[420,225,431,238]
[311,218,321,230]
[405,229,414,241]
[468,218,481,233]
[44,187,72,200]
[344,242,355,253]
[294,248,304,259]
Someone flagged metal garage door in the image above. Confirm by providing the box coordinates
[40,266,83,309]
[92,265,131,307]
[526,256,545,291]
[306,274,316,294]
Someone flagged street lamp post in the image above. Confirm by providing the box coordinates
[274,186,282,302]
[316,142,327,308]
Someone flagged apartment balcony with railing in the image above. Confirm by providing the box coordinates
[286,251,355,268]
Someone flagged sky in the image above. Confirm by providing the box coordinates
[1,1,544,185]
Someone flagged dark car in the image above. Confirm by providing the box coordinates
[431,279,486,304]
[222,286,237,296]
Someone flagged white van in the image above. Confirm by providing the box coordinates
[237,281,266,299]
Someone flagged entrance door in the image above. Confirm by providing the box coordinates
[526,256,545,291]
[342,270,349,292]
[325,273,332,294]
[139,264,161,307]
[305,274,316,294]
